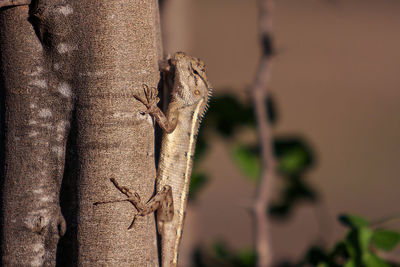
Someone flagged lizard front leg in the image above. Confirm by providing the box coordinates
[93,178,173,229]
[134,84,178,134]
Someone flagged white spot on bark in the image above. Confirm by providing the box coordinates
[28,120,37,125]
[28,66,43,76]
[58,82,72,98]
[56,121,69,141]
[25,209,50,230]
[28,131,38,137]
[135,113,153,125]
[31,242,45,267]
[29,79,47,89]
[33,242,44,253]
[53,63,61,70]
[38,109,52,118]
[56,5,73,15]
[39,141,49,147]
[30,103,37,109]
[113,112,135,119]
[79,70,106,77]
[40,123,53,130]
[144,114,153,125]
[40,195,51,203]
[33,188,43,194]
[57,121,69,132]
[57,43,77,54]
[52,146,63,157]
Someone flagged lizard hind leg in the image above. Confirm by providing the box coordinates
[94,179,174,230]
[155,185,174,234]
[127,185,174,230]
[155,185,174,222]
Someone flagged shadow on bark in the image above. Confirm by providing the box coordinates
[56,109,78,266]
[0,52,5,264]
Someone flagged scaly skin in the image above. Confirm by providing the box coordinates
[136,52,212,267]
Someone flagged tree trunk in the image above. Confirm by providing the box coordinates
[1,0,163,265]
[0,4,69,266]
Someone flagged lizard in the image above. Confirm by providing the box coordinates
[135,52,212,267]
[94,52,212,267]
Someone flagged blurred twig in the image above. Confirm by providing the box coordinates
[252,0,276,266]
[371,215,400,229]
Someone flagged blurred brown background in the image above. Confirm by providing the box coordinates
[163,0,400,265]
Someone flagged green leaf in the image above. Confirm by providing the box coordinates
[303,246,329,265]
[274,137,314,175]
[344,226,372,260]
[207,95,255,137]
[339,214,370,229]
[372,230,400,251]
[331,241,348,258]
[362,252,391,267]
[231,146,261,181]
[234,248,257,267]
[344,258,356,267]
[278,147,309,175]
[212,241,229,260]
[358,227,373,253]
[344,231,357,257]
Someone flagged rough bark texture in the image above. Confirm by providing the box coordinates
[1,0,162,265]
[71,0,162,265]
[0,0,30,8]
[0,4,71,266]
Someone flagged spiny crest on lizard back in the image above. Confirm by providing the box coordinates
[199,86,212,121]
[171,52,212,108]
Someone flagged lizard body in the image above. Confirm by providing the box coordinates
[135,52,212,266]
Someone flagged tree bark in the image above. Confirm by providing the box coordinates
[0,0,30,8]
[1,0,163,265]
[72,0,162,264]
[0,4,70,266]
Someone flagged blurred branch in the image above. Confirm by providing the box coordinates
[252,0,276,266]
[371,215,400,229]
[0,0,30,8]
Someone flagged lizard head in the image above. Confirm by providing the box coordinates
[170,52,212,110]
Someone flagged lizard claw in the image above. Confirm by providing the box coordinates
[134,84,160,114]
[127,215,137,230]
[144,84,160,106]
[134,192,141,202]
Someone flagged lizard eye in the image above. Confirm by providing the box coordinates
[194,89,200,95]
